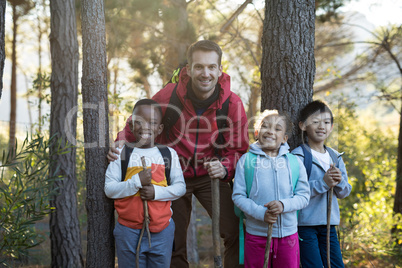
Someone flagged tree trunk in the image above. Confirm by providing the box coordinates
[0,0,5,100]
[141,74,152,99]
[163,0,195,80]
[393,97,402,237]
[9,3,17,153]
[49,1,83,267]
[37,12,43,133]
[81,0,114,267]
[260,0,315,148]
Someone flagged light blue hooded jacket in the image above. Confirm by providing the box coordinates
[232,142,310,238]
[292,145,352,226]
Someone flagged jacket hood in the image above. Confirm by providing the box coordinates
[249,141,290,157]
[176,67,232,110]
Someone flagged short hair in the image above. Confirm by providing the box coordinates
[187,40,222,66]
[299,100,333,124]
[254,109,293,136]
[132,99,163,119]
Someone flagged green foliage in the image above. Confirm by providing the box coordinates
[316,0,350,22]
[326,99,401,266]
[0,134,71,265]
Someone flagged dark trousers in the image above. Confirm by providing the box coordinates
[170,175,241,268]
[298,225,345,268]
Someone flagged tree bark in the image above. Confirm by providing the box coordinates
[394,108,402,216]
[49,1,83,267]
[0,0,5,100]
[81,0,114,267]
[163,0,195,79]
[260,0,315,148]
[9,3,17,153]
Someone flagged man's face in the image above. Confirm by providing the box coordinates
[186,50,223,100]
[130,105,164,148]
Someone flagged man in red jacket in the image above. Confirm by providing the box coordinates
[108,40,249,267]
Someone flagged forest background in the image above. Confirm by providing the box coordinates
[0,0,401,267]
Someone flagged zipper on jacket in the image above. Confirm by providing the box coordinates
[192,115,201,177]
[273,157,283,238]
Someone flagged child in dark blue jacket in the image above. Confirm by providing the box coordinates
[292,100,352,268]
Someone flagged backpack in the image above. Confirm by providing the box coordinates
[162,64,230,148]
[300,144,339,178]
[234,152,300,264]
[120,144,172,184]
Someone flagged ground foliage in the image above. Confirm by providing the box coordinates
[0,134,72,266]
[327,99,401,267]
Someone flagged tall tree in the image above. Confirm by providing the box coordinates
[0,0,5,100]
[162,0,196,78]
[49,0,83,267]
[7,0,34,152]
[34,0,50,132]
[260,0,316,148]
[81,0,114,267]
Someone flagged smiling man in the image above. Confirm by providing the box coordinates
[108,40,249,267]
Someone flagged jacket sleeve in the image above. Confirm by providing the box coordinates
[220,95,249,181]
[333,156,352,199]
[280,157,310,213]
[115,115,135,142]
[153,148,186,201]
[104,147,142,199]
[232,155,267,222]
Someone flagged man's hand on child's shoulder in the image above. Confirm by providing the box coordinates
[107,140,125,162]
[140,185,155,200]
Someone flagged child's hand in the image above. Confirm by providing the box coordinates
[139,169,152,186]
[140,185,155,200]
[264,210,278,224]
[263,200,284,223]
[323,164,341,187]
[328,165,342,183]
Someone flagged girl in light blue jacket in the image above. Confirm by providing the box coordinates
[232,110,310,268]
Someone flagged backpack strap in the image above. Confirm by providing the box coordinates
[325,146,339,168]
[236,151,257,265]
[215,95,231,147]
[156,145,172,185]
[285,153,300,192]
[121,145,134,181]
[120,145,172,185]
[301,144,312,179]
[162,85,183,141]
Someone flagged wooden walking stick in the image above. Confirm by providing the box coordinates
[263,223,274,268]
[211,178,223,268]
[327,187,333,268]
[136,156,152,267]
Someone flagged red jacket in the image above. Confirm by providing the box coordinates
[116,68,249,181]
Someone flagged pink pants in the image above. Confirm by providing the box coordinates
[244,232,300,268]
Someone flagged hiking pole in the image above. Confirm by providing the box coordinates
[327,187,333,268]
[211,178,223,268]
[136,157,152,267]
[263,223,273,268]
[141,156,152,247]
